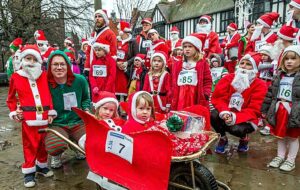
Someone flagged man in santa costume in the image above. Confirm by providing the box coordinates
[6,37,23,80]
[286,0,300,44]
[116,21,138,101]
[245,12,279,53]
[34,30,55,70]
[136,18,153,54]
[166,26,182,52]
[195,15,222,58]
[6,45,57,188]
[220,23,241,73]
[84,9,117,77]
[211,52,267,153]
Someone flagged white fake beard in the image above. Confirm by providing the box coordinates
[272,39,285,60]
[39,44,48,54]
[250,25,263,41]
[118,30,124,36]
[196,23,211,34]
[22,60,42,80]
[170,33,179,41]
[231,68,256,92]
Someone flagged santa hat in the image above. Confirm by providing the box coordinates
[259,44,274,58]
[9,38,23,52]
[199,15,212,24]
[94,91,119,110]
[141,18,152,25]
[148,29,159,36]
[64,37,74,45]
[35,31,48,44]
[277,24,299,41]
[174,40,183,50]
[227,23,238,31]
[95,9,109,26]
[240,52,262,72]
[118,21,131,33]
[170,26,179,34]
[150,51,167,66]
[257,12,280,28]
[290,0,300,9]
[182,33,205,52]
[134,54,146,63]
[20,45,43,64]
[283,45,300,57]
[81,38,88,48]
[92,39,110,53]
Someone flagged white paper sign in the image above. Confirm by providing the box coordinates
[63,92,78,111]
[93,65,107,77]
[105,131,133,164]
[177,70,198,86]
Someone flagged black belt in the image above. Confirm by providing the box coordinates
[21,106,50,113]
[150,91,167,96]
[261,78,272,81]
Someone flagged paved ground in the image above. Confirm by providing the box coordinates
[0,86,299,190]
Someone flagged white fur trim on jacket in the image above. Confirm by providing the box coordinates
[25,120,48,126]
[48,110,57,117]
[9,111,17,120]
[149,71,168,111]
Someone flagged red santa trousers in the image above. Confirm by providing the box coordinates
[21,122,48,174]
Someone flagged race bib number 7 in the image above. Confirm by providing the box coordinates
[105,131,133,164]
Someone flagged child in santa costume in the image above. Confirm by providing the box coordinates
[211,52,268,153]
[6,45,57,188]
[245,12,279,54]
[261,45,300,172]
[220,23,241,73]
[171,34,212,110]
[209,54,228,93]
[89,41,116,102]
[115,21,139,101]
[126,53,148,96]
[65,49,81,74]
[145,29,169,68]
[79,91,124,149]
[168,40,183,73]
[143,51,172,113]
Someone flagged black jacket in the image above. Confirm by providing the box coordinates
[125,64,148,91]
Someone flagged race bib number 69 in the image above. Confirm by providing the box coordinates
[105,131,133,164]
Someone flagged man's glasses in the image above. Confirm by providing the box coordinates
[95,15,102,19]
[51,62,67,68]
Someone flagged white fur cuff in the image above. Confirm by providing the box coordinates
[48,110,57,117]
[9,111,17,120]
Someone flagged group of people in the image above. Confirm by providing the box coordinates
[5,0,300,188]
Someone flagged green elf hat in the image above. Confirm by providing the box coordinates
[9,38,23,52]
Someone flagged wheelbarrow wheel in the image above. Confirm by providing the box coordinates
[169,161,218,190]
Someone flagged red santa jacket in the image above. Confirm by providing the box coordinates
[211,74,267,127]
[6,71,56,126]
[245,32,278,54]
[89,54,116,99]
[166,39,182,52]
[220,31,241,61]
[202,32,222,58]
[171,59,212,109]
[143,71,172,113]
[84,27,117,71]
[145,39,169,68]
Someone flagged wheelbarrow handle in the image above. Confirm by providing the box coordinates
[38,128,85,155]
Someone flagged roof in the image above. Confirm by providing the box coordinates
[157,0,234,23]
[139,8,154,19]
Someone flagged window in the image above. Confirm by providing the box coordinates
[250,0,271,22]
[154,23,166,38]
[220,9,235,34]
[172,22,185,38]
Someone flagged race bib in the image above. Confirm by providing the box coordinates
[105,131,133,164]
[177,70,198,86]
[211,67,223,82]
[204,39,209,49]
[278,77,294,102]
[255,40,267,52]
[93,65,107,77]
[259,70,273,80]
[147,50,154,58]
[142,40,152,48]
[117,50,126,60]
[63,92,78,111]
[88,37,96,46]
[228,92,244,111]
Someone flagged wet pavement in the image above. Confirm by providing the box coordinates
[0,86,299,190]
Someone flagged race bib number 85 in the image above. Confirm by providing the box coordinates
[177,70,198,86]
[105,131,133,164]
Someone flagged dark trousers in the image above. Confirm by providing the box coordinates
[210,109,255,138]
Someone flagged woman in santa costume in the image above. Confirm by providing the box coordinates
[238,23,255,60]
[143,51,172,113]
[220,22,241,73]
[245,12,279,54]
[144,29,169,68]
[6,45,57,188]
[171,33,212,110]
[211,52,267,153]
[261,45,300,172]
[115,21,139,101]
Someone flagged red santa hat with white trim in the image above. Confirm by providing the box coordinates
[81,38,88,48]
[93,91,119,109]
[20,44,43,64]
[150,51,167,66]
[170,26,180,34]
[134,53,146,63]
[239,52,262,73]
[92,39,110,53]
[141,18,152,25]
[182,33,206,52]
[64,37,74,46]
[95,9,109,26]
[290,0,300,9]
[174,39,183,50]
[227,23,238,31]
[277,24,299,41]
[35,30,48,44]
[199,15,212,24]
[256,12,280,28]
[118,21,131,33]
